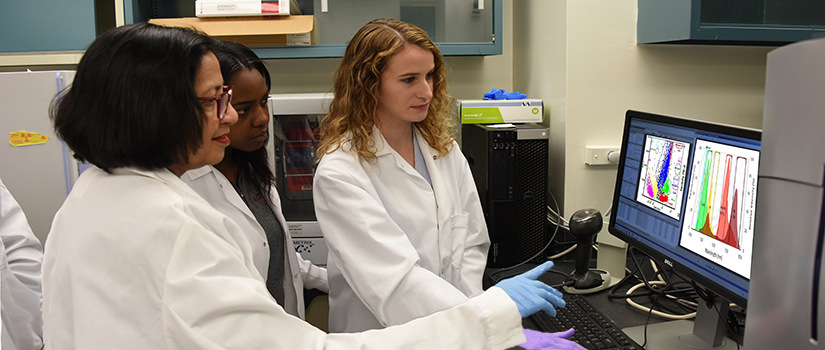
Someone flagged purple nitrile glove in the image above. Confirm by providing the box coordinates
[519,328,587,350]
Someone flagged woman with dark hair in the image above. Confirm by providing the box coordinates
[182,39,328,319]
[42,22,574,349]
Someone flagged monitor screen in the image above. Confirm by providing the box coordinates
[608,110,761,307]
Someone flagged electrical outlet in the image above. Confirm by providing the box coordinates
[585,146,620,165]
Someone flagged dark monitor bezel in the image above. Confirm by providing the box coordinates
[608,109,761,307]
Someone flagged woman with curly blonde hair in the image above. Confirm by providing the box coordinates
[313,18,492,333]
[316,20,454,161]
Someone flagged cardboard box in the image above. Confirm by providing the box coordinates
[149,15,314,47]
[196,0,291,17]
[458,99,544,124]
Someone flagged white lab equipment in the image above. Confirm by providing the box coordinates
[743,37,825,349]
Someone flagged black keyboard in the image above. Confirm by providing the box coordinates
[530,294,643,350]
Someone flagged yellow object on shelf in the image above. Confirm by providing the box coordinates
[149,15,314,47]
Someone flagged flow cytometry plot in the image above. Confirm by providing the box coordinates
[680,139,759,279]
[635,135,690,220]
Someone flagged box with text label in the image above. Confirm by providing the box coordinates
[196,0,291,17]
[458,99,543,124]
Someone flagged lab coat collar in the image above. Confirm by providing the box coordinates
[371,124,433,158]
[183,165,213,181]
[370,125,428,173]
[183,165,261,224]
[371,124,393,157]
[372,124,448,205]
[112,167,205,201]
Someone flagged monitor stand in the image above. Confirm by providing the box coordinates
[622,295,739,350]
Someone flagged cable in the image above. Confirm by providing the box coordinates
[608,247,697,314]
[488,218,562,283]
[490,190,614,282]
[546,211,568,229]
[547,205,569,228]
[624,281,697,319]
[640,286,664,348]
[490,188,566,277]
[548,243,576,260]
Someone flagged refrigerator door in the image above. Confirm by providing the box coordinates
[0,71,75,243]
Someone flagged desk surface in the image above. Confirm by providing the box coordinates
[486,259,745,349]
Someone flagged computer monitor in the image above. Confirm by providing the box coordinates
[608,110,761,349]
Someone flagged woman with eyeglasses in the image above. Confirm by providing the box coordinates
[42,22,575,349]
[182,39,328,320]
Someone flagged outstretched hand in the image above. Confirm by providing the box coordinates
[494,261,566,317]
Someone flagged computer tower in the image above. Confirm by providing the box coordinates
[462,124,549,268]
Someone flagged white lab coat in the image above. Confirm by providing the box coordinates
[42,166,524,349]
[314,126,490,332]
[182,165,328,319]
[0,178,44,350]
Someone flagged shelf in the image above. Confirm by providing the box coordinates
[149,15,315,47]
[0,52,85,67]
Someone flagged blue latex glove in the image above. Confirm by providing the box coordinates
[520,329,586,350]
[495,261,565,317]
[483,88,528,100]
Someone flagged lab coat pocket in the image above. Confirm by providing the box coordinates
[449,212,470,271]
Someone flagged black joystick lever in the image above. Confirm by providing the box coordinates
[568,208,604,290]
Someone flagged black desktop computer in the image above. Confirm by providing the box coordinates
[461,123,549,268]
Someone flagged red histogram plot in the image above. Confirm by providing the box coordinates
[680,139,759,279]
[636,135,690,220]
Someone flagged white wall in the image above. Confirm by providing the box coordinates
[514,0,773,216]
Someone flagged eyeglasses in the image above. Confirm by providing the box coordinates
[198,85,233,120]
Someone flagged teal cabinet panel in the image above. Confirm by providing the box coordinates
[0,0,97,53]
[638,0,825,46]
[124,0,501,58]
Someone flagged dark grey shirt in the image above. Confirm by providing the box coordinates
[233,166,285,306]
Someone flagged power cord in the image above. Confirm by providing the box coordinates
[607,247,698,315]
[608,247,745,349]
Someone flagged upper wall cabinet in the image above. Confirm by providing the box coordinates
[0,0,98,53]
[638,0,825,46]
[125,0,502,58]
